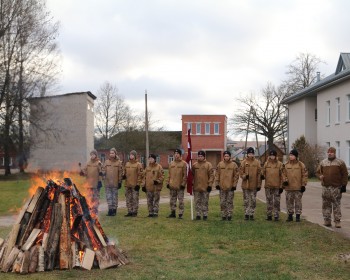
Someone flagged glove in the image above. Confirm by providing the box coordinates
[118,182,122,189]
[79,170,84,176]
[153,180,159,185]
[142,186,146,192]
[231,187,236,191]
[180,185,185,190]
[279,188,283,194]
[245,175,249,180]
[260,174,265,180]
[122,174,127,180]
[256,187,261,192]
[134,185,140,192]
[340,185,346,193]
[282,181,289,187]
[97,181,103,190]
[207,186,212,193]
[215,185,220,190]
[300,186,306,193]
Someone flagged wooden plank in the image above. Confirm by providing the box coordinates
[59,193,71,269]
[95,246,120,269]
[1,246,20,272]
[20,250,30,274]
[0,237,4,248]
[37,246,45,272]
[28,245,39,273]
[71,241,81,268]
[15,199,31,224]
[22,229,41,251]
[93,224,107,247]
[81,248,95,270]
[0,224,21,269]
[12,251,24,273]
[26,187,44,213]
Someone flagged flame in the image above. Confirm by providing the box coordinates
[79,251,84,262]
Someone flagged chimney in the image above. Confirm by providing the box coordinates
[317,72,321,82]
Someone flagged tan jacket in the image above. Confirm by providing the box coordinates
[316,158,348,187]
[282,160,308,191]
[143,162,164,192]
[262,159,283,189]
[103,158,123,187]
[214,160,239,191]
[167,159,187,190]
[83,158,102,189]
[192,160,214,192]
[240,157,262,190]
[124,159,143,188]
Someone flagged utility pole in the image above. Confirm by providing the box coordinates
[145,90,149,166]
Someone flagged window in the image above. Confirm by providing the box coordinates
[156,155,160,163]
[335,97,340,124]
[335,141,340,157]
[140,156,145,165]
[315,109,317,122]
[347,141,350,166]
[205,123,210,135]
[347,95,350,121]
[214,123,219,134]
[100,153,106,163]
[326,101,330,126]
[168,155,174,164]
[196,123,201,135]
[187,122,192,132]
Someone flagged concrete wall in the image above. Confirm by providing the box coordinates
[28,92,96,172]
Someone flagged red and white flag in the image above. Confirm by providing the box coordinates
[186,129,193,195]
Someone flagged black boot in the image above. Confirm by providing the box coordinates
[147,213,154,217]
[296,214,301,222]
[266,215,272,221]
[106,209,113,216]
[132,212,138,217]
[167,210,176,218]
[244,215,249,220]
[203,216,208,220]
[112,209,117,216]
[286,214,293,222]
[196,215,201,220]
[124,212,133,217]
[274,216,279,221]
[227,216,232,221]
[178,214,183,219]
[222,216,227,221]
[250,215,254,221]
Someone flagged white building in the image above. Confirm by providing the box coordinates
[282,53,350,168]
[27,92,96,172]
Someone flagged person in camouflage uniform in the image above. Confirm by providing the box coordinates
[123,150,143,217]
[215,151,239,221]
[166,149,187,219]
[261,150,283,221]
[142,154,164,217]
[192,150,214,220]
[240,147,262,221]
[282,149,308,222]
[102,148,123,216]
[316,147,348,228]
[81,149,103,216]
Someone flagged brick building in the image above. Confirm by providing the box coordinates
[181,115,227,167]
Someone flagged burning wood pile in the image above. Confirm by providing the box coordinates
[0,177,128,274]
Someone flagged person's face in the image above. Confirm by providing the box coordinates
[110,151,116,159]
[327,151,336,160]
[269,155,276,160]
[198,155,205,162]
[289,154,296,161]
[247,153,254,158]
[174,152,181,160]
[223,154,230,161]
[129,153,135,160]
[90,153,97,160]
[148,157,155,164]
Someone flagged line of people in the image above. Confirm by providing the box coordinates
[80,146,348,228]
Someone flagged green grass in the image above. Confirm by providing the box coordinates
[1,173,350,279]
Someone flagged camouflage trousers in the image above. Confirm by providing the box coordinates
[194,191,209,217]
[242,189,257,216]
[105,186,119,210]
[219,190,234,218]
[125,187,139,214]
[147,191,160,215]
[169,189,185,215]
[322,186,342,222]
[86,188,99,216]
[265,188,281,217]
[285,190,303,215]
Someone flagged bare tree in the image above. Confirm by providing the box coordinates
[230,83,288,150]
[283,52,324,96]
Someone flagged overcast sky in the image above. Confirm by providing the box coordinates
[46,0,350,135]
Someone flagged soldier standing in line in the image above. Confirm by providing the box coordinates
[282,149,308,222]
[192,150,214,220]
[215,151,239,221]
[166,149,187,219]
[102,148,123,217]
[123,150,143,217]
[240,147,262,221]
[80,149,103,216]
[261,150,284,221]
[142,154,164,217]
[316,147,348,228]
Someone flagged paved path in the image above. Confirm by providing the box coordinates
[1,181,350,239]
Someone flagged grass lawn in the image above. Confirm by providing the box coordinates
[1,179,350,280]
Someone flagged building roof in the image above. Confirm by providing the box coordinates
[282,53,350,104]
[27,91,97,101]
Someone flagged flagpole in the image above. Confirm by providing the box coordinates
[186,129,194,220]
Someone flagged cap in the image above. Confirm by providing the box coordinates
[174,149,182,155]
[198,150,206,157]
[247,147,255,155]
[289,149,298,158]
[269,150,277,156]
[223,150,231,156]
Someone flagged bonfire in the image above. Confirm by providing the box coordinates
[0,175,128,274]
